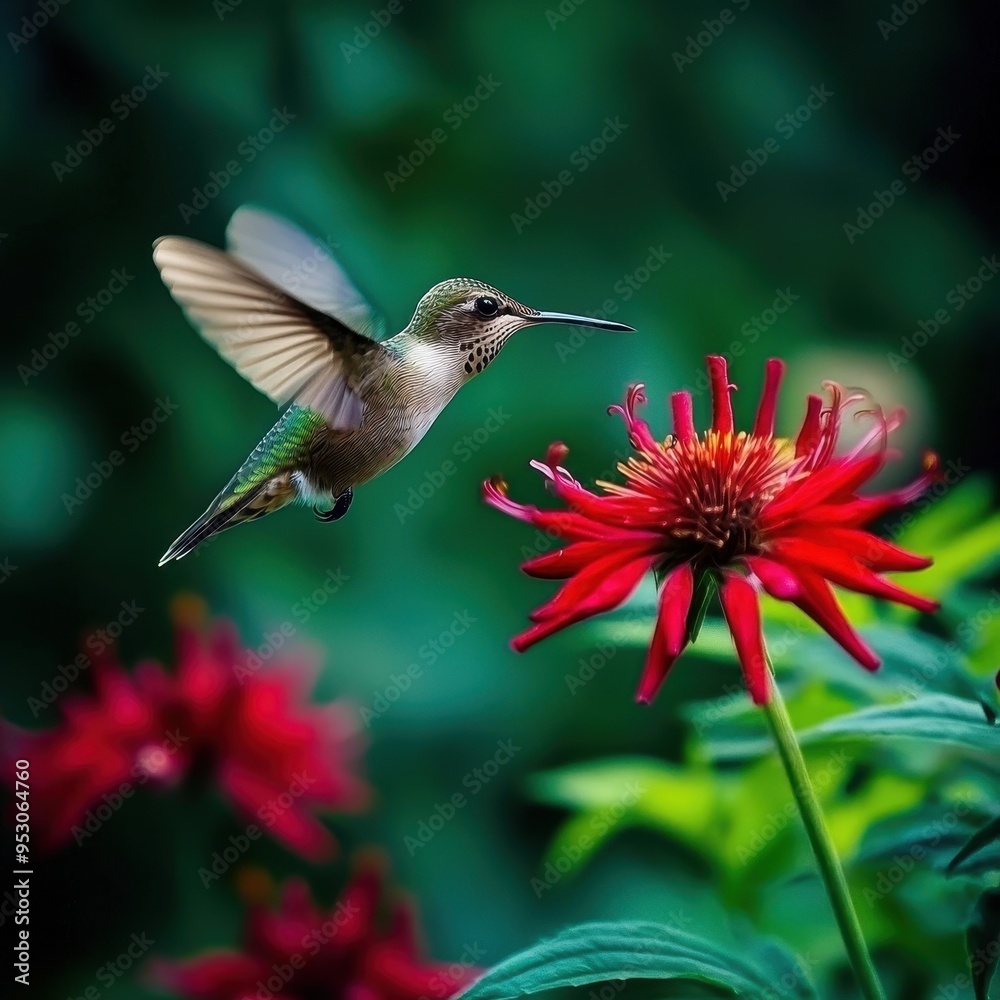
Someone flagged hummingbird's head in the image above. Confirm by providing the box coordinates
[405,278,633,377]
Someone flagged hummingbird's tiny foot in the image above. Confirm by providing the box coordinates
[314,487,353,523]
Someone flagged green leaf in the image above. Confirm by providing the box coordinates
[687,571,718,645]
[458,921,814,1000]
[967,888,1000,1000]
[965,595,1000,678]
[700,694,1000,760]
[541,812,620,879]
[856,803,993,877]
[907,510,1000,597]
[896,476,993,553]
[528,757,725,875]
[949,815,1000,877]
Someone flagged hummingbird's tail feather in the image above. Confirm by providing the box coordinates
[158,476,294,566]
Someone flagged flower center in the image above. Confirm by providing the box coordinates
[671,493,762,565]
[668,432,794,565]
[611,431,795,569]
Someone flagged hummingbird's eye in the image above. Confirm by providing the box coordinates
[474,296,499,318]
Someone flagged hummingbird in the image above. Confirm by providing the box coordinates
[154,206,633,565]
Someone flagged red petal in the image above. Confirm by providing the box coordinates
[744,555,800,599]
[763,453,883,528]
[607,383,658,452]
[792,527,933,572]
[670,391,696,444]
[385,897,422,958]
[482,476,627,542]
[151,952,266,997]
[636,564,694,703]
[707,355,734,434]
[753,359,785,437]
[789,569,881,670]
[795,394,822,457]
[482,476,534,522]
[219,764,337,862]
[718,572,770,704]
[512,556,653,652]
[770,538,938,614]
[522,536,663,579]
[811,452,941,528]
[530,549,649,622]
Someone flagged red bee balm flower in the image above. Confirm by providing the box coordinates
[154,856,481,1000]
[484,356,940,705]
[3,599,369,858]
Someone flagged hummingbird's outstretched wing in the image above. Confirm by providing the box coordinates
[225,205,387,340]
[153,234,387,430]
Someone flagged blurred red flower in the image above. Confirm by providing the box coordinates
[153,855,481,1000]
[485,356,939,705]
[3,598,368,859]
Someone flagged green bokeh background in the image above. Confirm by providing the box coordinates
[1,1,998,997]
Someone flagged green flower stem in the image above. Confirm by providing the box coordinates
[762,672,886,1000]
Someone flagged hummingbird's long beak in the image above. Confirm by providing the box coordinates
[525,310,635,332]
